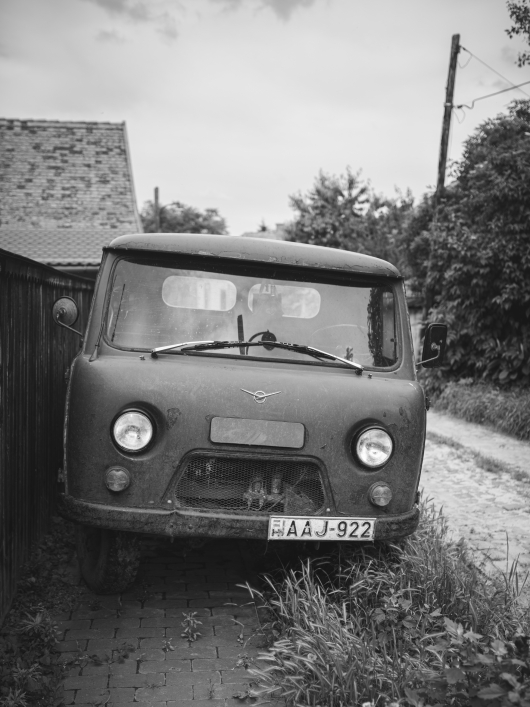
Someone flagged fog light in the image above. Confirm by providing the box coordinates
[369,483,392,507]
[105,466,130,492]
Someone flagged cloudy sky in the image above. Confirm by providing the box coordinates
[1,0,529,235]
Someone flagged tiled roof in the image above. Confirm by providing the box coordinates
[0,119,142,266]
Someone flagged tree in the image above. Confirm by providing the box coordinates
[506,0,530,66]
[363,189,415,268]
[285,167,414,265]
[422,100,530,390]
[285,168,371,252]
[140,200,228,234]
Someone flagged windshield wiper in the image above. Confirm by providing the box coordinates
[151,340,363,373]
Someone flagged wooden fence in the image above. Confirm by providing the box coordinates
[0,249,94,623]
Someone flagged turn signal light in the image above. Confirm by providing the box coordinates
[105,466,131,492]
[369,482,393,507]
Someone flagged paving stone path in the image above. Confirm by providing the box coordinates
[422,410,530,606]
[57,540,268,706]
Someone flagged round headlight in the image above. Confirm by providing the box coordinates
[355,428,393,468]
[113,411,153,452]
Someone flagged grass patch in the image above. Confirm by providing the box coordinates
[435,381,530,442]
[0,517,82,707]
[246,500,530,706]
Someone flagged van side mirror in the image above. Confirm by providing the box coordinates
[418,323,447,368]
[52,297,83,341]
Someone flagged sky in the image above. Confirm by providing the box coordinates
[1,0,529,235]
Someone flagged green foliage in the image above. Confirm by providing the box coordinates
[435,380,530,441]
[140,199,228,234]
[285,167,414,266]
[181,611,202,642]
[406,620,530,707]
[0,518,81,706]
[398,193,435,294]
[419,100,530,390]
[285,167,370,251]
[506,0,530,66]
[247,501,529,706]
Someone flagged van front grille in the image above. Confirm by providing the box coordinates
[174,455,325,515]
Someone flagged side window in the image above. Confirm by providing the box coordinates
[368,288,397,366]
[381,291,396,361]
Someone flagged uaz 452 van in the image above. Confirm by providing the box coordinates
[53,234,446,593]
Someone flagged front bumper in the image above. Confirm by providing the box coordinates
[58,494,420,541]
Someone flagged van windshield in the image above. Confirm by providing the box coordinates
[105,257,399,368]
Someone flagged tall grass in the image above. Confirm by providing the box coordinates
[435,381,530,441]
[246,501,529,706]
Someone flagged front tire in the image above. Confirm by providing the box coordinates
[76,525,141,594]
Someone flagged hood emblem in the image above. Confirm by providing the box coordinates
[241,388,282,404]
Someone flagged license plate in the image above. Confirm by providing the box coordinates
[268,516,376,541]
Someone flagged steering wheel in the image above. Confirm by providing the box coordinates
[247,330,277,353]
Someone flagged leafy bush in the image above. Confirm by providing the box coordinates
[247,501,529,706]
[408,100,530,391]
[435,381,530,441]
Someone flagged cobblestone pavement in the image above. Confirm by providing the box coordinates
[422,410,530,606]
[57,540,269,706]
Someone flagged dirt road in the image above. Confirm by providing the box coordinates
[421,411,530,606]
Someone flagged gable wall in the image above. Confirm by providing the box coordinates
[0,119,141,264]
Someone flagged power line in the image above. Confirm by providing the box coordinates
[460,45,530,98]
[455,80,530,110]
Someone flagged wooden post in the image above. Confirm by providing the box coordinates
[435,34,460,202]
[421,35,461,339]
[154,186,161,232]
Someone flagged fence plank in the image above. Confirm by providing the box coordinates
[0,248,94,623]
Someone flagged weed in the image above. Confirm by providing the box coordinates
[0,688,29,707]
[207,677,215,699]
[113,642,135,663]
[0,518,80,706]
[232,617,245,644]
[162,638,176,652]
[181,612,202,642]
[135,581,154,605]
[246,499,530,706]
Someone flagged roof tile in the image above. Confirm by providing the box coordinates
[0,119,142,265]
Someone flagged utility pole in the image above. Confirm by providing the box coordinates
[435,34,460,203]
[421,34,461,340]
[154,186,161,232]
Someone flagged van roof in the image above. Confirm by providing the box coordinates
[106,233,401,279]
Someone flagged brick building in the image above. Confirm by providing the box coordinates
[0,119,142,278]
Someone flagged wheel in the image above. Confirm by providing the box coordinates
[76,525,141,594]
